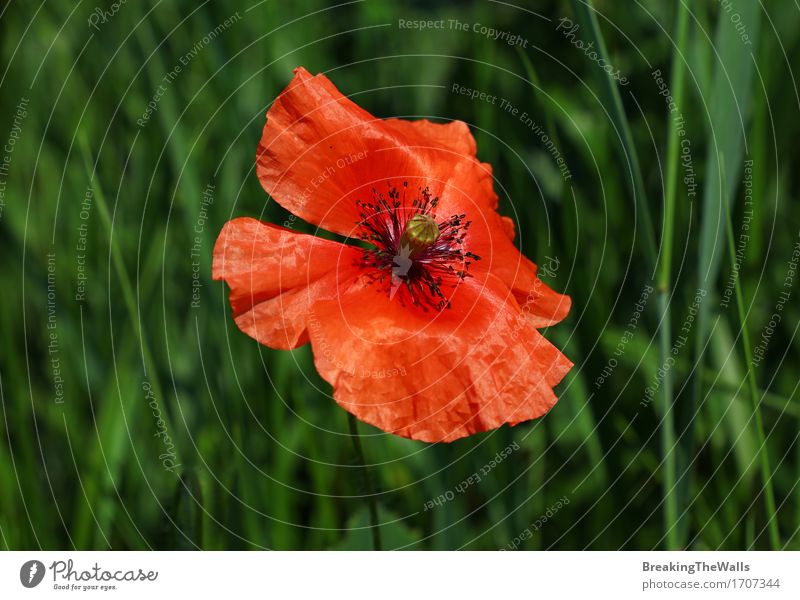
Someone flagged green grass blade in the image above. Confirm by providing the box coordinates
[569,0,657,267]
[685,0,761,547]
[721,158,780,549]
[656,0,690,550]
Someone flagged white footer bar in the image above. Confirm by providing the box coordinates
[1,551,798,598]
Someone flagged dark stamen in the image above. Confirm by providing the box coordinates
[354,183,480,311]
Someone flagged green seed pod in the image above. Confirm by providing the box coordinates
[400,214,440,257]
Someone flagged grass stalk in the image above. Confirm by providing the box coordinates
[687,0,761,549]
[570,0,657,267]
[656,1,689,550]
[721,161,781,550]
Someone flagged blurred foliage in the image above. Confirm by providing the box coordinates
[0,0,798,550]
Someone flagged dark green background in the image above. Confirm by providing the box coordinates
[1,0,798,550]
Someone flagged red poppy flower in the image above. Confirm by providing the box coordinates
[213,67,572,442]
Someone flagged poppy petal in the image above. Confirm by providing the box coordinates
[212,217,362,350]
[307,273,573,442]
[256,67,497,237]
[434,158,572,328]
[515,275,572,329]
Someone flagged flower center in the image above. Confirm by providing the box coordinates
[355,183,480,311]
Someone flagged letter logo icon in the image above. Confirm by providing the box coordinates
[20,560,45,588]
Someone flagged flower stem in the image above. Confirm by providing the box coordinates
[347,413,382,550]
